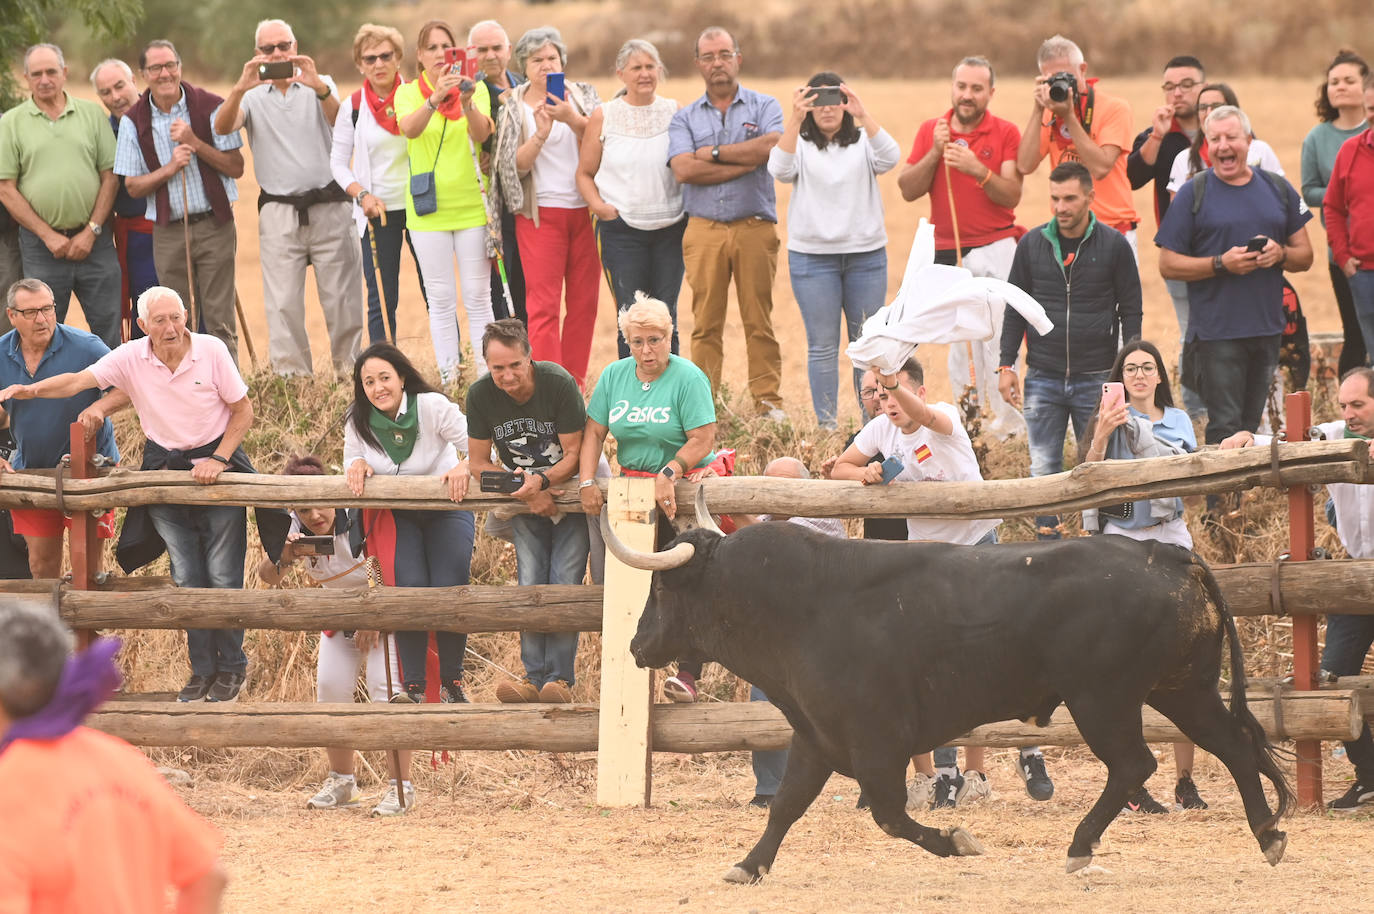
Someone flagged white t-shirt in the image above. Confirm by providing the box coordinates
[522,103,584,208]
[850,402,1000,545]
[1166,138,1284,194]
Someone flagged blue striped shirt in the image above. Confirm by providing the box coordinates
[113,88,241,221]
[667,86,782,223]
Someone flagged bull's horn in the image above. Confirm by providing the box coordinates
[599,511,696,570]
[693,485,725,537]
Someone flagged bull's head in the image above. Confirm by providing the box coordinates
[602,488,724,669]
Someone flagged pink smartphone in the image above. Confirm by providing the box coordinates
[1101,382,1125,412]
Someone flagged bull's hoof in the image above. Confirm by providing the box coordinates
[723,864,764,885]
[1065,854,1094,874]
[1261,831,1287,867]
[946,827,985,856]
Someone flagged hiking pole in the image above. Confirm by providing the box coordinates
[368,212,394,342]
[468,141,516,318]
[180,178,198,334]
[233,290,259,371]
[370,555,406,811]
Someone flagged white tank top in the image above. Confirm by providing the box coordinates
[594,96,684,230]
[522,103,585,209]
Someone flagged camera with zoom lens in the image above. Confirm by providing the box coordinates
[1046,71,1077,104]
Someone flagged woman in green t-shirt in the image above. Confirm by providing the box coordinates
[580,293,717,702]
[396,19,497,382]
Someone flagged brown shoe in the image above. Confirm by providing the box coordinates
[538,679,573,703]
[495,677,540,703]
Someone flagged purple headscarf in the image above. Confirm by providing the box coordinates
[0,637,122,755]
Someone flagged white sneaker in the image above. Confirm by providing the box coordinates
[906,772,935,813]
[956,769,992,806]
[306,774,360,810]
[371,781,417,817]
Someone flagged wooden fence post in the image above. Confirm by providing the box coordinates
[1285,391,1323,808]
[596,477,657,807]
[68,422,98,650]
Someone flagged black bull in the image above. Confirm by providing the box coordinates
[618,522,1292,882]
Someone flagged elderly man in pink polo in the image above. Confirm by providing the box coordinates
[0,285,285,703]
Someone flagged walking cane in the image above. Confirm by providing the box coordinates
[943,160,980,417]
[233,290,260,371]
[370,556,406,810]
[180,179,198,334]
[367,211,395,342]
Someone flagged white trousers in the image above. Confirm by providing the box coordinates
[316,631,403,703]
[409,226,494,381]
[946,236,1026,440]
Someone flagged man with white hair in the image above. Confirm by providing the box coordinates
[214,19,362,376]
[469,19,527,322]
[92,57,159,341]
[0,285,285,703]
[1157,105,1314,445]
[0,43,122,347]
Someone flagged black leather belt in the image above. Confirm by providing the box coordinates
[167,210,215,226]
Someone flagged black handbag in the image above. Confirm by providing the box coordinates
[1098,500,1135,520]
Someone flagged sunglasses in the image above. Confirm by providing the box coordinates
[258,41,294,55]
[360,51,395,66]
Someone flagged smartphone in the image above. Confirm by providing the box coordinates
[1245,235,1269,253]
[258,60,294,80]
[808,85,845,107]
[479,470,525,494]
[879,455,905,485]
[444,46,465,70]
[293,535,335,556]
[1101,382,1125,412]
[462,46,479,80]
[546,72,565,104]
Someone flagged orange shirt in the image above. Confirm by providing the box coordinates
[1037,85,1139,232]
[0,727,221,914]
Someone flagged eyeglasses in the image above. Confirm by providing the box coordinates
[1197,101,1224,111]
[360,51,394,66]
[1122,363,1158,376]
[859,387,879,400]
[696,51,738,64]
[9,304,55,320]
[143,61,180,75]
[627,336,666,349]
[258,41,294,55]
[1161,79,1200,93]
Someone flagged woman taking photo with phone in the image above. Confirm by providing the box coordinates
[1082,339,1207,815]
[494,27,601,389]
[331,23,427,346]
[257,454,414,817]
[344,343,475,726]
[769,72,899,429]
[576,38,685,359]
[395,19,496,381]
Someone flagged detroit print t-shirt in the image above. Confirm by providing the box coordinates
[587,355,716,473]
[851,402,999,545]
[465,361,587,471]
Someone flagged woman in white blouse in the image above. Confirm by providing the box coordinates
[331,24,426,345]
[769,73,899,428]
[577,39,685,358]
[344,343,474,711]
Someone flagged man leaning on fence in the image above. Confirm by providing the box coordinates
[116,40,245,360]
[0,285,288,704]
[466,319,589,703]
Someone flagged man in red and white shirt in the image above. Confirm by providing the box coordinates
[899,56,1025,439]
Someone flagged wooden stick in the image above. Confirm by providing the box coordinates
[942,159,979,402]
[233,290,258,370]
[180,179,197,334]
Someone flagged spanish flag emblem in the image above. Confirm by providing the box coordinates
[913,444,932,464]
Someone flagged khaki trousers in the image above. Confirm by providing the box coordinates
[152,215,239,362]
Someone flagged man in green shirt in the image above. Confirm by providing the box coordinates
[0,44,121,347]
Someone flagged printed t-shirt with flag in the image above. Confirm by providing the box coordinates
[850,401,999,544]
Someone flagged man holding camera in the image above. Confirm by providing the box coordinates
[1017,35,1139,256]
[214,18,362,377]
[115,41,244,361]
[466,319,588,703]
[899,55,1026,440]
[1157,105,1313,445]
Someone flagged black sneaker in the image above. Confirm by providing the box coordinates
[1175,776,1208,810]
[931,773,964,809]
[1124,786,1169,814]
[1020,752,1054,801]
[439,679,468,703]
[205,671,246,703]
[177,674,213,702]
[1328,781,1374,813]
[403,683,426,704]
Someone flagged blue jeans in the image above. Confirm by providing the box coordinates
[1023,368,1109,539]
[510,512,591,686]
[596,215,687,358]
[750,684,788,797]
[1348,270,1374,367]
[1321,613,1374,780]
[18,227,122,348]
[148,503,247,676]
[1164,278,1206,418]
[788,247,888,428]
[361,210,426,345]
[1192,335,1281,444]
[392,508,475,688]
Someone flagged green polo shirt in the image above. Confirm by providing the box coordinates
[0,94,116,230]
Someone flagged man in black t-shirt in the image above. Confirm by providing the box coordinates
[466,319,587,703]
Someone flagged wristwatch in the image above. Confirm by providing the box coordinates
[1212,254,1228,275]
[209,454,231,465]
[315,86,332,100]
[660,464,677,480]
[711,145,721,162]
[533,469,551,491]
[578,479,597,489]
[87,221,103,237]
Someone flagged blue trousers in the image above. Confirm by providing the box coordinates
[597,215,687,358]
[361,210,425,345]
[148,503,247,676]
[391,508,475,688]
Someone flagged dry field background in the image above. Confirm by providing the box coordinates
[46,13,1374,911]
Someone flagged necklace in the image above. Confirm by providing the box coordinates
[641,380,652,391]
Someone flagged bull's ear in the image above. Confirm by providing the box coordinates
[658,527,720,589]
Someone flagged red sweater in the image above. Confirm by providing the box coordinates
[1324,128,1374,269]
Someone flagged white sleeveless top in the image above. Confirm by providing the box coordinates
[594,96,684,231]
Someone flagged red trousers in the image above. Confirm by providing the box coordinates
[515,206,600,388]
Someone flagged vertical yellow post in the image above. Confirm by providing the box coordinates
[596,476,657,807]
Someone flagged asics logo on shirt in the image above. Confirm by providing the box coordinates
[608,401,673,424]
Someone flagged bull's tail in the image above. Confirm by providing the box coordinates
[1200,562,1295,826]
